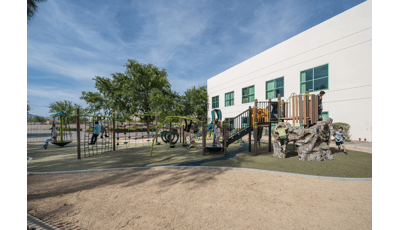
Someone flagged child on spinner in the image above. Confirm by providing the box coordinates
[43,136,53,149]
[187,130,200,150]
[333,126,347,154]
[89,121,101,145]
[50,123,58,143]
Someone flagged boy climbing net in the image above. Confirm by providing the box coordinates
[274,122,289,152]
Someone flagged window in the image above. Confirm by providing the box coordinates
[266,77,284,99]
[242,85,255,104]
[322,111,329,118]
[300,64,329,94]
[225,91,234,107]
[212,96,219,109]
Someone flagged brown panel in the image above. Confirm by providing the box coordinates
[299,95,303,125]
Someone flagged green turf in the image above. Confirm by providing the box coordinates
[27,140,371,178]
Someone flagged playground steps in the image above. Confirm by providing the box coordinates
[227,126,254,146]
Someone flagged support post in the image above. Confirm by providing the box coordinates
[113,109,115,151]
[155,114,158,143]
[299,95,303,126]
[305,91,310,128]
[76,108,81,159]
[223,120,227,156]
[180,118,182,143]
[277,94,281,121]
[269,122,272,152]
[268,98,272,122]
[292,96,295,125]
[248,106,252,153]
[310,94,314,125]
[254,99,258,156]
[169,121,172,146]
[202,117,206,156]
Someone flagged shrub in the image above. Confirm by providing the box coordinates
[331,122,351,141]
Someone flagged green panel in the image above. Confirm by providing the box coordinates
[314,77,328,91]
[322,111,329,117]
[275,87,284,97]
[266,80,274,90]
[300,72,306,82]
[267,90,274,99]
[249,95,254,102]
[314,64,328,80]
[300,69,313,82]
[275,77,284,88]
[249,86,254,94]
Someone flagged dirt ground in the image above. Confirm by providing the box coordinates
[27,168,371,230]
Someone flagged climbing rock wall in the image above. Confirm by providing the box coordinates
[273,117,334,161]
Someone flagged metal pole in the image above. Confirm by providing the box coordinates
[169,121,172,146]
[223,120,227,156]
[155,114,158,143]
[76,108,81,159]
[202,117,206,156]
[254,99,258,156]
[248,106,252,153]
[113,109,116,151]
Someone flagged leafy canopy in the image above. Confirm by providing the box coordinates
[27,0,47,23]
[48,100,80,123]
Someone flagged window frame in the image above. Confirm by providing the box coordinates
[300,63,329,94]
[265,76,284,100]
[242,85,255,104]
[225,91,234,107]
[212,96,219,109]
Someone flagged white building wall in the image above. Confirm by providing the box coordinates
[207,0,372,141]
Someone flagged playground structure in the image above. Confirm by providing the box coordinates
[201,91,322,157]
[28,91,323,160]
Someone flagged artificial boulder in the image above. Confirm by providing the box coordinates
[273,117,334,161]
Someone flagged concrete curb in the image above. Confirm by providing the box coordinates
[28,166,371,181]
[27,213,62,230]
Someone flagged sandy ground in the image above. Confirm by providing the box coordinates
[27,168,371,230]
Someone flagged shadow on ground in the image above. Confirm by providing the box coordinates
[27,139,372,178]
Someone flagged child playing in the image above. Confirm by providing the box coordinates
[333,127,347,154]
[274,122,289,152]
[187,130,201,150]
[215,121,222,147]
[43,136,53,149]
[89,121,101,145]
[97,117,109,139]
[50,123,58,143]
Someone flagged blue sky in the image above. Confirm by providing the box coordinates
[27,0,365,117]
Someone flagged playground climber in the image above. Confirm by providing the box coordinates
[274,122,289,152]
[333,126,347,154]
[89,121,101,145]
[187,130,201,150]
[318,91,325,117]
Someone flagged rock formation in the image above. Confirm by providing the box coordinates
[273,117,334,161]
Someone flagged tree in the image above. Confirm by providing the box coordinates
[181,85,208,120]
[48,100,80,126]
[28,115,46,123]
[27,0,47,23]
[27,101,31,114]
[81,59,173,135]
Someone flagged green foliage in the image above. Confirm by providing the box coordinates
[48,100,80,124]
[180,85,208,121]
[28,115,46,123]
[81,59,173,128]
[332,122,351,140]
[27,0,47,23]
